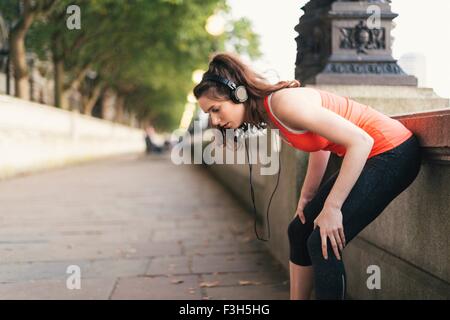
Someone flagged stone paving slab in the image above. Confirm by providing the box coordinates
[0,153,289,299]
[192,253,282,274]
[146,256,191,276]
[0,278,116,300]
[0,258,149,283]
[205,283,289,300]
[200,270,288,287]
[182,239,267,256]
[0,241,182,263]
[111,275,202,300]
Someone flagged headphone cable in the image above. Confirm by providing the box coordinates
[244,133,281,242]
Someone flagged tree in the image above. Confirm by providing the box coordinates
[0,0,58,99]
[8,0,262,132]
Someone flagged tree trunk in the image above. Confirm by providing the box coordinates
[114,95,125,123]
[100,87,115,120]
[53,57,67,108]
[51,29,70,109]
[64,64,91,94]
[9,11,35,100]
[82,83,103,116]
[9,0,58,100]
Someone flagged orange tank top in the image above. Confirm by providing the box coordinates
[263,88,413,159]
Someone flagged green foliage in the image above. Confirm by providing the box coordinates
[1,0,261,131]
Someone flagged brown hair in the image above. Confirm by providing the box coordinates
[193,52,300,148]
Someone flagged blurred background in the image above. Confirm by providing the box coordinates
[0,0,261,131]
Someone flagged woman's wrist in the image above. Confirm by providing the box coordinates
[324,199,342,210]
[300,189,316,201]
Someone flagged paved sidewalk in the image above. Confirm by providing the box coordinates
[0,153,289,299]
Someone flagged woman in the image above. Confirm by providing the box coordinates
[193,52,422,300]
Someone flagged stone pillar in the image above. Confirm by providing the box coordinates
[295,0,417,86]
[296,0,449,113]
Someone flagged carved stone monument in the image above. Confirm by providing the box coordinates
[295,0,417,86]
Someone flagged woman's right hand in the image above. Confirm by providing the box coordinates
[294,193,314,224]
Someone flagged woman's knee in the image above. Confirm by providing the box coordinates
[287,215,309,242]
[306,229,326,261]
[287,216,313,266]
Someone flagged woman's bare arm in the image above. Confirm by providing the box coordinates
[271,87,374,209]
[301,150,331,200]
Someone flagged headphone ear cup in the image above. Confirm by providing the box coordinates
[234,85,248,103]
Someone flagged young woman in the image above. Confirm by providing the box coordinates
[193,52,422,300]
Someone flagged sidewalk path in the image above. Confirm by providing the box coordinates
[0,153,289,299]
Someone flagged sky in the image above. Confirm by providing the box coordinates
[226,0,450,99]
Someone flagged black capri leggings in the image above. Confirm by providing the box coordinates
[287,133,422,300]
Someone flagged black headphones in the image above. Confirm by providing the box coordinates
[202,74,249,104]
[202,73,280,242]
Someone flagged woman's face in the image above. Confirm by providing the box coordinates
[197,94,245,129]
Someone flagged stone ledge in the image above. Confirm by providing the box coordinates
[392,108,450,163]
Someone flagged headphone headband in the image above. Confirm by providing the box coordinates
[202,73,248,103]
[203,74,236,90]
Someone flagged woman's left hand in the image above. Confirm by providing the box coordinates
[313,204,346,260]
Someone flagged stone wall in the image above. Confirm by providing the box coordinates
[0,94,146,180]
[200,94,450,299]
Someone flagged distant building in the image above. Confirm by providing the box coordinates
[398,52,427,87]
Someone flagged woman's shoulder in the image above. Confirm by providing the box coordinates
[268,87,322,133]
[270,87,322,113]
